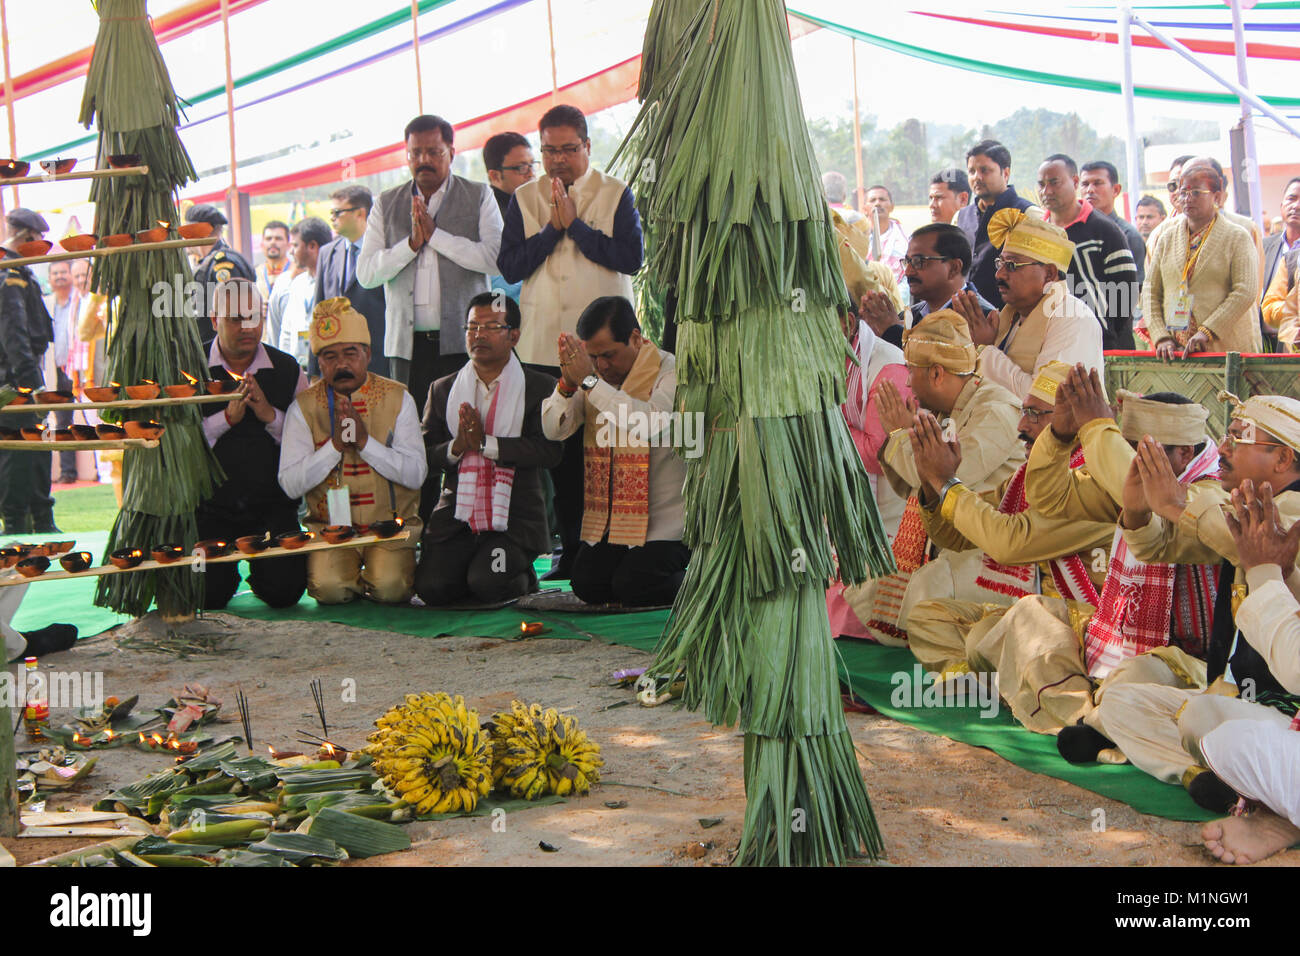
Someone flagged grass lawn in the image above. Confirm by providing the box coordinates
[52,483,120,534]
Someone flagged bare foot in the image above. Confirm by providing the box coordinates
[1201,809,1300,864]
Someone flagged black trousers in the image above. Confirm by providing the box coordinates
[54,368,76,480]
[0,410,53,528]
[197,502,306,610]
[526,362,583,573]
[394,333,467,521]
[570,538,690,607]
[414,527,535,606]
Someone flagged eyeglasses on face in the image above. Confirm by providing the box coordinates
[994,257,1039,273]
[1173,188,1215,199]
[1222,429,1288,450]
[540,143,585,158]
[465,323,510,335]
[329,207,361,220]
[498,161,539,174]
[408,148,449,161]
[1020,407,1053,423]
[903,254,951,270]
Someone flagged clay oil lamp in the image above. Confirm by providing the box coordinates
[16,556,49,578]
[151,544,184,564]
[59,552,93,573]
[109,548,144,569]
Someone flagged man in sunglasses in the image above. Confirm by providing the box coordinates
[315,186,387,375]
[951,209,1104,403]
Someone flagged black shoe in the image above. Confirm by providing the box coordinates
[32,512,61,534]
[11,623,77,661]
[3,513,33,536]
[1057,723,1115,764]
[1187,770,1239,814]
[541,553,574,581]
[57,474,78,485]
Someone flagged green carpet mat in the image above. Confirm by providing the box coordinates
[833,640,1214,822]
[4,530,1211,822]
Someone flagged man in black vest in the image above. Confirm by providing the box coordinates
[0,208,58,535]
[197,278,309,609]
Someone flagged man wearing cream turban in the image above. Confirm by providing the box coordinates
[972,366,1224,736]
[279,297,428,605]
[904,361,1114,684]
[1061,390,1300,812]
[840,309,1023,644]
[950,207,1104,404]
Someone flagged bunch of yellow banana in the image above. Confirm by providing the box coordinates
[361,692,492,815]
[489,701,604,799]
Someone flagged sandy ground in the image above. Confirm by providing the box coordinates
[6,611,1289,868]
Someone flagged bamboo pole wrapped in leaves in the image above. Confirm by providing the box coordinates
[616,0,894,865]
[80,0,222,617]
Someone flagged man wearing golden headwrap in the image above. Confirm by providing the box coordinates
[840,309,1024,644]
[1067,393,1300,812]
[903,361,1114,683]
[951,207,1104,404]
[278,297,428,605]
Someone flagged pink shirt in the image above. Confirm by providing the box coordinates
[202,339,308,449]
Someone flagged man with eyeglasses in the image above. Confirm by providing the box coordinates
[356,114,503,425]
[903,361,1114,681]
[498,103,644,580]
[279,298,427,606]
[1144,159,1259,358]
[415,293,561,606]
[951,208,1104,403]
[1073,393,1300,814]
[484,131,535,304]
[315,186,387,376]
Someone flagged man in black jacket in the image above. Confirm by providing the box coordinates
[955,140,1033,308]
[0,208,57,535]
[315,185,387,376]
[415,293,561,605]
[197,278,309,609]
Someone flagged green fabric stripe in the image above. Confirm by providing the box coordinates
[786,7,1300,108]
[24,0,458,161]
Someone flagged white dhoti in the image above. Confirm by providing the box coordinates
[1201,717,1300,828]
[1,582,28,661]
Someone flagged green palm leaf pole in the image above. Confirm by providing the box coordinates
[617,0,895,865]
[80,0,222,617]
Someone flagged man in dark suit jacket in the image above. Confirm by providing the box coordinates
[1261,178,1300,347]
[414,293,561,605]
[315,185,387,376]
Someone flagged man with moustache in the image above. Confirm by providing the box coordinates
[1134,196,1166,241]
[279,298,427,605]
[255,221,290,317]
[929,169,971,232]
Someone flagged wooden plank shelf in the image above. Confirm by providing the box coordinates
[0,439,158,451]
[1,393,234,415]
[0,530,412,588]
[2,235,216,269]
[0,165,148,186]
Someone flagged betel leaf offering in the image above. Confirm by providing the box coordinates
[79,0,222,616]
[616,0,894,865]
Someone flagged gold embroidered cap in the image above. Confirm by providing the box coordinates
[1218,390,1300,453]
[988,206,1074,271]
[310,296,369,354]
[1028,360,1071,405]
[903,308,977,374]
[1118,390,1210,446]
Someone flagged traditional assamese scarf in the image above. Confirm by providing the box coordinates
[1083,440,1221,679]
[448,353,526,534]
[580,342,662,547]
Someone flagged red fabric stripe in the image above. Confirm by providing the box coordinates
[12,0,270,102]
[914,12,1300,62]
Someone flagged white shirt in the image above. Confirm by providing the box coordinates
[276,270,318,367]
[278,388,428,500]
[443,369,502,465]
[412,179,504,331]
[540,354,686,543]
[979,285,1105,402]
[264,266,298,349]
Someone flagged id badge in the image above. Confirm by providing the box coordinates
[326,486,351,527]
[1169,285,1192,332]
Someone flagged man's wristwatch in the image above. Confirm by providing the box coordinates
[937,476,963,511]
[580,374,599,392]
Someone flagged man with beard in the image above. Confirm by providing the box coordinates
[279,298,427,605]
[255,221,290,318]
[904,361,1114,678]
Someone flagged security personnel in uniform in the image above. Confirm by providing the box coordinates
[189,203,254,348]
[0,208,58,535]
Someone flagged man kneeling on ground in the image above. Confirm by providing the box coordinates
[542,296,688,607]
[416,293,562,605]
[279,298,427,604]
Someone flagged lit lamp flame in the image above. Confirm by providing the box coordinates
[520,621,544,636]
[72,732,92,747]
[181,370,197,385]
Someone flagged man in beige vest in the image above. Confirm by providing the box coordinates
[952,208,1104,402]
[278,298,427,605]
[497,103,644,580]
